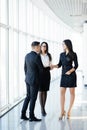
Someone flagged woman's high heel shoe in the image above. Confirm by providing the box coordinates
[59,111,66,120]
[67,113,71,119]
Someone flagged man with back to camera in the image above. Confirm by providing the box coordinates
[21,41,44,122]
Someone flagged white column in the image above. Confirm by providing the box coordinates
[83,22,87,86]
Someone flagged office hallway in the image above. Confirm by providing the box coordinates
[0,71,87,130]
[1,0,87,130]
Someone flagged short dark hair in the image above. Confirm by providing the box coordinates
[31,41,40,46]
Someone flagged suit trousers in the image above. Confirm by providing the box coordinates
[22,83,38,118]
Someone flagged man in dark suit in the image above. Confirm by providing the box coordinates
[21,41,44,122]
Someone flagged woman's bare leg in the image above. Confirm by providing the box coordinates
[60,87,66,114]
[68,88,75,115]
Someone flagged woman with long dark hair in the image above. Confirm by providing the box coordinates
[53,39,78,120]
[39,42,52,116]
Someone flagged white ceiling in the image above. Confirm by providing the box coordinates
[44,0,87,33]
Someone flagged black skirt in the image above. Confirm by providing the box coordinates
[39,69,51,91]
[60,72,77,88]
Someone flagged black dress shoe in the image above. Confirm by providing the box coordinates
[29,117,42,122]
[21,115,29,120]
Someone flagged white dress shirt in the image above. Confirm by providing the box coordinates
[40,54,51,67]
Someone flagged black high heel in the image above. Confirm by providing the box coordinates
[41,110,47,116]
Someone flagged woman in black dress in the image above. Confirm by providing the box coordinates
[54,39,78,120]
[39,42,52,116]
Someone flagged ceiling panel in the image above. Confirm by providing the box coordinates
[44,0,87,32]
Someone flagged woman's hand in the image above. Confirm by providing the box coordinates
[52,65,58,69]
[65,71,71,75]
[50,65,54,70]
[49,65,57,70]
[65,68,75,75]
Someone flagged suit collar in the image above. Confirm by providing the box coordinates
[31,51,38,54]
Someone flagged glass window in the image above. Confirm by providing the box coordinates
[47,16,50,40]
[0,0,8,24]
[26,36,32,53]
[9,0,18,28]
[50,19,54,41]
[27,0,30,33]
[19,0,26,32]
[39,11,45,38]
[9,0,13,27]
[57,24,62,42]
[9,30,14,104]
[33,5,39,36]
[0,27,9,108]
[13,0,19,29]
[13,31,19,100]
[19,33,27,97]
[54,22,58,41]
[9,30,19,103]
[44,15,49,39]
[27,1,33,34]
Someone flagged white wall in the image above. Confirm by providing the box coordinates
[82,23,87,85]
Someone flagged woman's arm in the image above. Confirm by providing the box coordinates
[66,53,78,75]
[52,54,62,69]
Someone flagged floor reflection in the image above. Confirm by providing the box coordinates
[20,121,27,130]
[1,73,87,130]
[59,120,66,130]
[40,118,47,130]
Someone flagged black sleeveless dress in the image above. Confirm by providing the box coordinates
[58,52,78,88]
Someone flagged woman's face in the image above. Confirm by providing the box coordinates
[41,43,47,53]
[62,42,68,51]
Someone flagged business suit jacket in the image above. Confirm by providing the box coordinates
[24,51,44,86]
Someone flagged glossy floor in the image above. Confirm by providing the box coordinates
[0,72,87,130]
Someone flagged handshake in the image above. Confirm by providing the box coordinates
[50,65,58,70]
